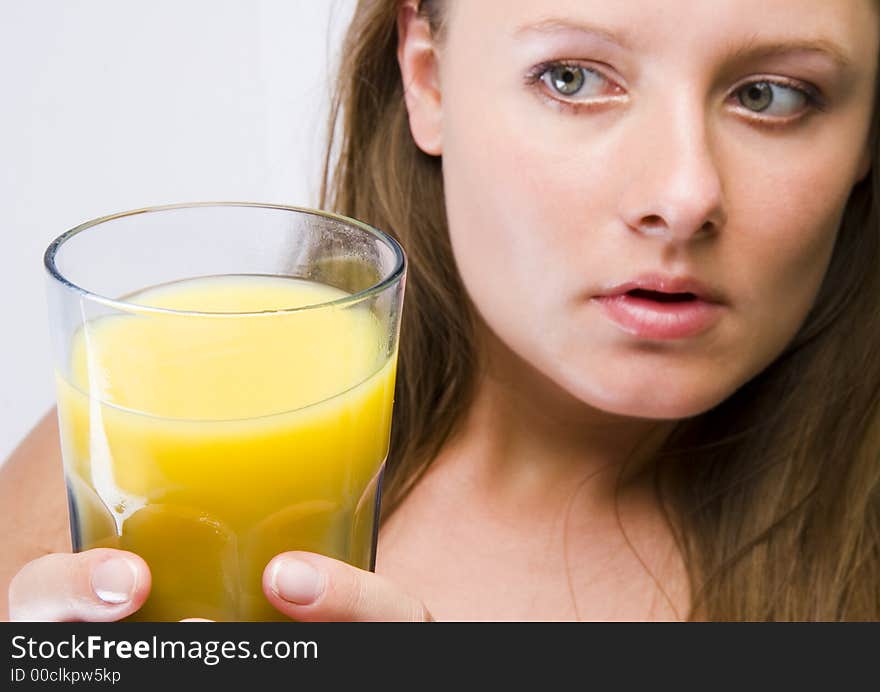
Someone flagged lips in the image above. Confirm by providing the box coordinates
[591,274,725,340]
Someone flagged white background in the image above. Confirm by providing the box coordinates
[0,0,357,463]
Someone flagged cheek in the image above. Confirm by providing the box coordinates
[719,139,853,369]
[441,97,615,331]
[438,18,628,328]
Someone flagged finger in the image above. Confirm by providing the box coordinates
[9,549,151,622]
[263,552,433,622]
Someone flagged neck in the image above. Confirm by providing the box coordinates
[435,321,678,508]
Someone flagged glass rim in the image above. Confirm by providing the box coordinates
[44,201,407,317]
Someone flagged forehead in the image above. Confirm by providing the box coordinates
[443,0,879,66]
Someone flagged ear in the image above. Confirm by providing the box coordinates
[397,0,443,156]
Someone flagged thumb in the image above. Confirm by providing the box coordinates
[9,549,151,622]
[263,552,433,622]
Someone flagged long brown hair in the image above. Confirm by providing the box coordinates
[321,0,880,620]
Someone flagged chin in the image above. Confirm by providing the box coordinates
[573,373,734,421]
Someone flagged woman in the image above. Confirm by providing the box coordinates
[3,0,879,621]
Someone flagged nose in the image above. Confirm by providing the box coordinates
[618,100,726,242]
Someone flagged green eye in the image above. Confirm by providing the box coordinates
[735,80,812,117]
[738,82,773,112]
[533,62,621,105]
[549,65,586,95]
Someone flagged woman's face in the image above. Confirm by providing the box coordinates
[402,0,879,419]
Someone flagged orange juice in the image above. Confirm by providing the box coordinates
[56,275,397,621]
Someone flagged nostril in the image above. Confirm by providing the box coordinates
[636,215,669,237]
[634,215,717,240]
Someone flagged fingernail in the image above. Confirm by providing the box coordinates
[271,558,325,605]
[91,558,137,604]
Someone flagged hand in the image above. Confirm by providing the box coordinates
[8,548,433,622]
[262,552,434,622]
[8,548,151,622]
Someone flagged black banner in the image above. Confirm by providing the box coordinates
[3,623,877,687]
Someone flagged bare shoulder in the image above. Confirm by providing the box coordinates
[0,410,71,620]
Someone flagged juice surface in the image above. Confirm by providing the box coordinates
[57,275,397,621]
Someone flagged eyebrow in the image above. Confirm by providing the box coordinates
[514,19,854,71]
[725,35,854,71]
[513,18,632,50]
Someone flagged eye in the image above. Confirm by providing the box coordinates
[537,63,617,100]
[734,80,813,118]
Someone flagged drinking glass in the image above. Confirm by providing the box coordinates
[44,202,406,621]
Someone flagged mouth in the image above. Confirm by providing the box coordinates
[623,288,699,303]
[591,276,726,340]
